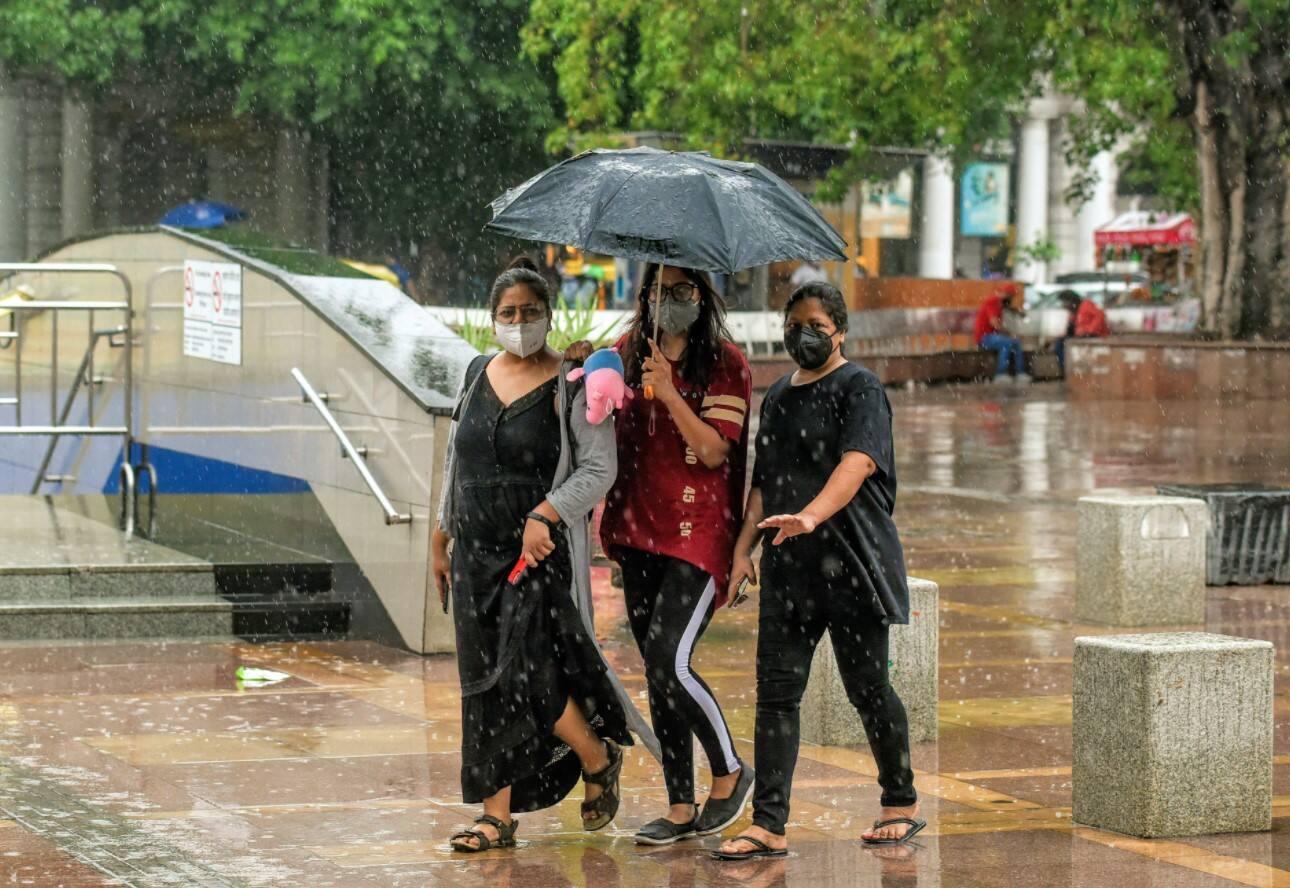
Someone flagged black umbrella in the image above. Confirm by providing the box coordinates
[486,146,848,274]
[487,146,848,396]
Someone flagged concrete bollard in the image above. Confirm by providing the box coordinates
[800,577,939,745]
[1076,495,1209,625]
[1073,632,1273,838]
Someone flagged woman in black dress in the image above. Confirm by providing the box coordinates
[715,282,922,860]
[432,258,633,851]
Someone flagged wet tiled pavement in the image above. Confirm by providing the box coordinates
[1,383,1286,886]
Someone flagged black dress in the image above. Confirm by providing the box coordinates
[451,370,631,812]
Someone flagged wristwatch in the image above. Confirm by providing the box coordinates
[526,511,562,533]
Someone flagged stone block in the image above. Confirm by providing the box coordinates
[801,577,938,745]
[1076,495,1208,625]
[1073,632,1273,838]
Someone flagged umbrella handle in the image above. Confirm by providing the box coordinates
[644,264,663,400]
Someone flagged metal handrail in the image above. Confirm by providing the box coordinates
[291,367,412,525]
[28,325,126,492]
[4,301,129,311]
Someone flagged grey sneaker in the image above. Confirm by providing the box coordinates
[992,374,1013,386]
[1015,373,1033,385]
[634,810,699,845]
[695,765,756,836]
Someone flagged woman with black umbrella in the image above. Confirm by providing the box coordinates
[569,264,755,845]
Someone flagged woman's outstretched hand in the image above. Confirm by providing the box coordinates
[758,512,818,545]
[522,517,557,567]
[564,340,594,363]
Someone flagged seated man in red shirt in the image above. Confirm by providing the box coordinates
[1053,290,1110,375]
[973,283,1027,384]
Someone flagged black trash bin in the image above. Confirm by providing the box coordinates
[1156,483,1290,586]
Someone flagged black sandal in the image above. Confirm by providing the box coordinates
[449,814,518,852]
[861,817,926,846]
[580,738,623,831]
[709,835,788,861]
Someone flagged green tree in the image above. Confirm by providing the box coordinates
[0,0,553,302]
[527,0,1290,338]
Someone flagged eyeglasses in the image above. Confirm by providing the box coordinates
[649,282,701,304]
[494,304,546,323]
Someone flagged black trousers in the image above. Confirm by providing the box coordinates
[617,548,741,807]
[752,575,917,835]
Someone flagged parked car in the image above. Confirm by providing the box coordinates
[1025,270,1151,309]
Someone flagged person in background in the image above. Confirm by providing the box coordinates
[714,282,920,861]
[384,253,421,302]
[973,282,1029,385]
[790,260,829,288]
[1053,289,1110,375]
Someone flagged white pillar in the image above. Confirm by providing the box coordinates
[0,70,28,261]
[1075,150,1117,270]
[1016,114,1047,281]
[205,144,229,200]
[275,129,311,244]
[96,126,124,229]
[25,81,62,256]
[918,154,954,279]
[1016,115,1051,283]
[312,142,330,252]
[60,96,93,238]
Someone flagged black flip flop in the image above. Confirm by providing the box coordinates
[709,835,788,861]
[861,817,926,846]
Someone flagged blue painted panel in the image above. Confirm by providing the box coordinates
[103,443,309,494]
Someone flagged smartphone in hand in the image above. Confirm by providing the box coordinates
[729,576,750,609]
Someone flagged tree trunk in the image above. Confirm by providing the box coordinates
[1192,79,1227,336]
[1174,1,1290,340]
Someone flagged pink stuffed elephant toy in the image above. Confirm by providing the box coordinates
[566,347,633,424]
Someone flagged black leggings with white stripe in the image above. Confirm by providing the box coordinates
[617,548,741,807]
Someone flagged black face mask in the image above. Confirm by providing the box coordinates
[784,326,837,370]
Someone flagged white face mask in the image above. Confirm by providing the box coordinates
[494,317,550,358]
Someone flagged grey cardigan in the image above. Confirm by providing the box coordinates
[436,355,660,760]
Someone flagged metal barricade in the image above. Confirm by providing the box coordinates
[0,263,149,534]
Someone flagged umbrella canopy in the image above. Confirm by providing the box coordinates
[159,200,248,229]
[1095,211,1195,248]
[486,146,847,274]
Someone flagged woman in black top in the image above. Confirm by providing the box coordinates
[714,282,921,860]
[432,259,633,852]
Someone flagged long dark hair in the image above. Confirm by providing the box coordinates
[620,265,732,391]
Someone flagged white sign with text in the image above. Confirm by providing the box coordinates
[182,260,243,365]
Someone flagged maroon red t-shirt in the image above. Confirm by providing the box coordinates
[600,339,751,605]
